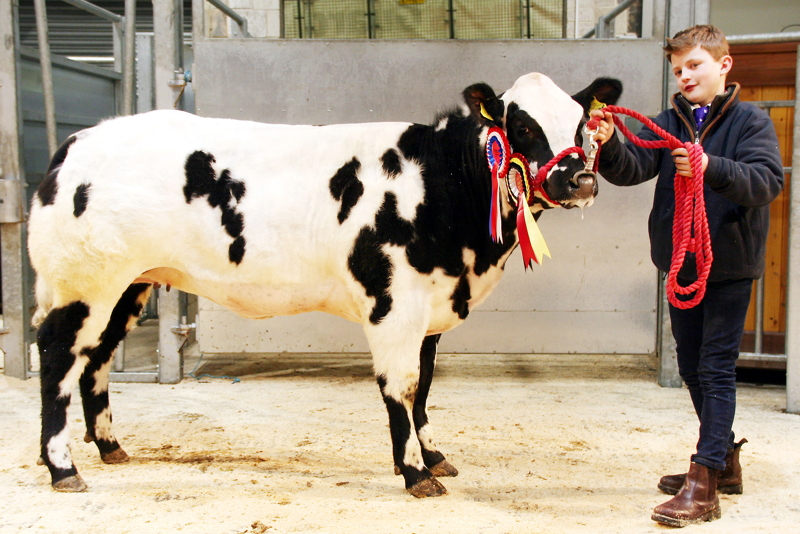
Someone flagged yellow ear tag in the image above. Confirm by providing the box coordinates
[479,103,494,122]
[590,97,607,112]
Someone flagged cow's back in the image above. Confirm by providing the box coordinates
[28,110,438,322]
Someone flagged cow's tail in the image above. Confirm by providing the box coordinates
[31,277,54,328]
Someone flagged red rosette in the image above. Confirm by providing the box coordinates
[485,127,510,178]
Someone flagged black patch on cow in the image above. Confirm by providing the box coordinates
[37,136,78,206]
[381,149,402,179]
[183,151,248,264]
[505,103,554,167]
[346,109,523,327]
[329,158,364,224]
[348,192,416,324]
[349,225,393,325]
[73,184,90,217]
[450,272,471,319]
[229,236,246,265]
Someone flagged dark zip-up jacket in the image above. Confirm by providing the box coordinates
[597,83,785,281]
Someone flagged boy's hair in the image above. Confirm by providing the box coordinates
[663,25,729,62]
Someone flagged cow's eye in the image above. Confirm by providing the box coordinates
[516,123,531,137]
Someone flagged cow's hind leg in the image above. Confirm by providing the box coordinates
[79,283,152,464]
[38,301,95,491]
[38,283,149,491]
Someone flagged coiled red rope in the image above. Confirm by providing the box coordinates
[588,106,712,309]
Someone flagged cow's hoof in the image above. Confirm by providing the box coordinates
[53,475,88,493]
[407,477,447,498]
[429,460,459,478]
[101,447,129,464]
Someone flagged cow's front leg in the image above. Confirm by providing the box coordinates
[367,323,447,497]
[413,334,458,478]
[376,372,447,498]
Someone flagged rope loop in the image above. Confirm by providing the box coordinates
[599,105,712,309]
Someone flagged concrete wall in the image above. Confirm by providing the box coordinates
[191,38,664,355]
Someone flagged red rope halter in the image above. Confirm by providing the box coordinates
[588,106,712,309]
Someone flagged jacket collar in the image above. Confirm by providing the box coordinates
[671,83,740,142]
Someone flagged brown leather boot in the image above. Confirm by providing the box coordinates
[658,438,746,495]
[652,462,722,527]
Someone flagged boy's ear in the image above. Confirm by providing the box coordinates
[720,55,733,75]
[463,83,505,127]
[571,77,623,116]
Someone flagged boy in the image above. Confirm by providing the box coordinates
[590,25,784,527]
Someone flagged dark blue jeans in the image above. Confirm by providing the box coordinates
[668,278,753,471]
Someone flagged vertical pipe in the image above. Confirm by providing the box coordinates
[447,0,455,39]
[754,276,764,354]
[786,44,800,414]
[33,0,57,156]
[366,0,374,39]
[122,0,136,115]
[0,0,29,379]
[528,0,532,39]
[153,0,184,383]
[297,0,303,38]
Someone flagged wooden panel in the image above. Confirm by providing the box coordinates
[729,42,798,87]
[741,85,794,351]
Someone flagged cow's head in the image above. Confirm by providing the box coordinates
[463,73,622,210]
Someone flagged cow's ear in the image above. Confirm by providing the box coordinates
[463,83,505,127]
[571,77,623,116]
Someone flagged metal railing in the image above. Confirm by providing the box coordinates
[33,0,136,157]
[205,0,251,37]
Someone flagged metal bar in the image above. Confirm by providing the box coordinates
[115,341,126,372]
[152,0,185,383]
[0,0,30,380]
[19,46,123,80]
[754,276,764,354]
[752,100,795,109]
[33,0,57,157]
[59,0,123,23]
[109,372,159,383]
[366,0,375,39]
[658,272,681,387]
[158,287,184,383]
[447,0,455,39]
[641,0,653,39]
[584,0,636,38]
[122,0,136,115]
[727,32,800,44]
[206,0,250,37]
[786,44,800,414]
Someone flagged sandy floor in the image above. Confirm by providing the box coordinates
[1,351,798,534]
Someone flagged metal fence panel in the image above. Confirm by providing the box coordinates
[283,0,564,40]
[192,38,663,355]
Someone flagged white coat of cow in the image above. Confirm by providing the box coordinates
[29,73,621,497]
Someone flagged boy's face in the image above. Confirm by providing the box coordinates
[670,45,732,107]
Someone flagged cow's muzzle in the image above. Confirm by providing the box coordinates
[569,170,597,200]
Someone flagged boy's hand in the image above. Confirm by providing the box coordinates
[671,147,709,178]
[588,110,615,145]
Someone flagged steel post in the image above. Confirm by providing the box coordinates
[786,44,800,414]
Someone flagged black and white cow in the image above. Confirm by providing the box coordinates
[29,73,621,497]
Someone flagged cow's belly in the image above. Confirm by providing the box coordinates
[137,268,365,323]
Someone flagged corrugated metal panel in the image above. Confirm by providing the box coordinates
[17,0,191,60]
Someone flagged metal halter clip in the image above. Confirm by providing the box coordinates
[583,122,600,173]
